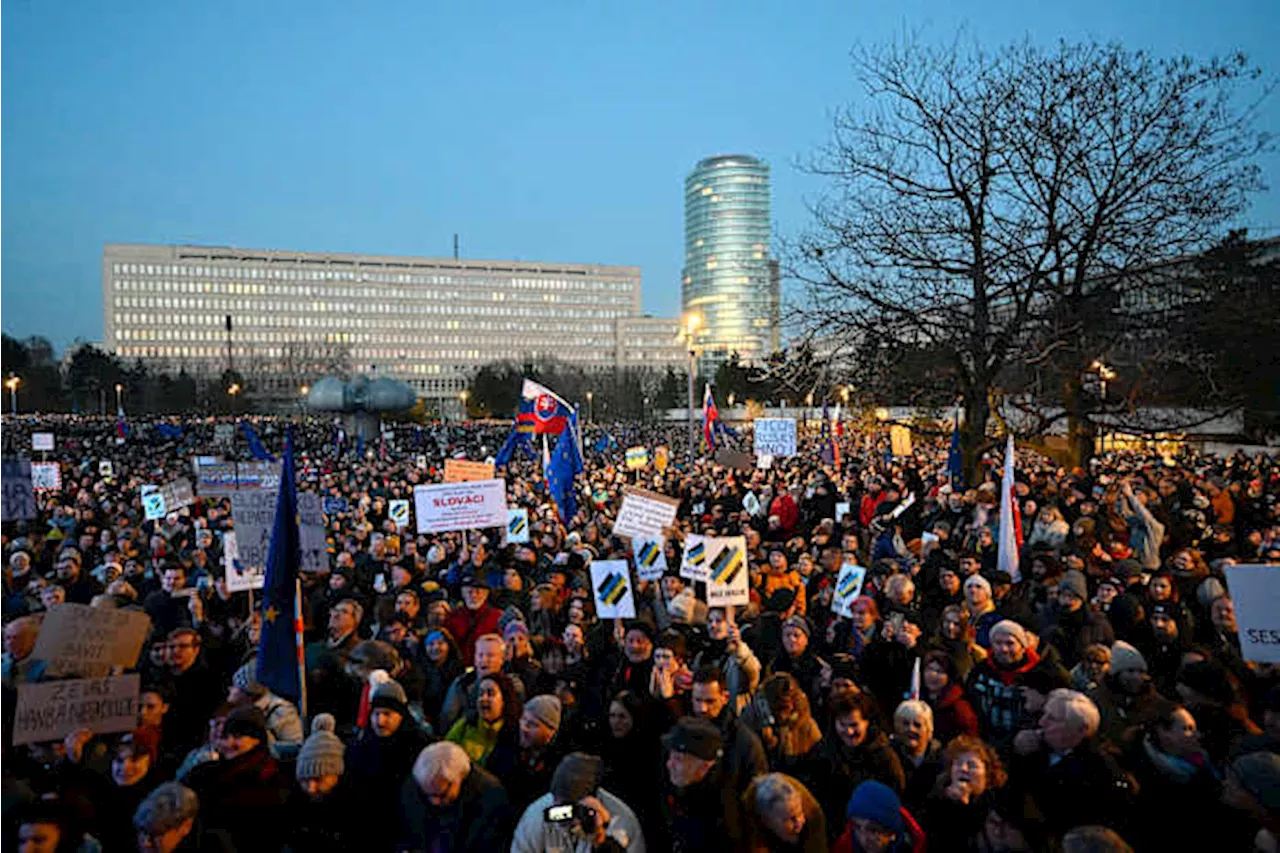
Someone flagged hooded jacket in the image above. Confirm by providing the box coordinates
[511,788,647,853]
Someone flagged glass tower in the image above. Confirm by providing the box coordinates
[682,154,778,371]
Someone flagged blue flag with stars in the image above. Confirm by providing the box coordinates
[255,430,302,703]
[545,409,583,523]
[240,422,277,462]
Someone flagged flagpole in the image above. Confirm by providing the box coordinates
[294,577,308,721]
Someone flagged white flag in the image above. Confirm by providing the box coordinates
[997,434,1023,583]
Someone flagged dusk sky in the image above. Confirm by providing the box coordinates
[4,0,1277,350]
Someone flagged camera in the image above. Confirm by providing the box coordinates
[543,803,598,834]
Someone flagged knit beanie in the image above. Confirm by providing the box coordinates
[551,752,602,803]
[846,780,904,833]
[232,661,268,699]
[296,714,345,780]
[989,619,1029,649]
[783,614,812,639]
[668,588,697,625]
[1058,570,1088,602]
[1110,641,1147,674]
[1196,577,1227,608]
[525,695,562,732]
[503,618,530,640]
[223,706,268,744]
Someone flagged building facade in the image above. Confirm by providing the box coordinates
[681,154,779,372]
[102,244,682,406]
[614,316,687,370]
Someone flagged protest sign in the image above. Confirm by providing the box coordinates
[214,424,235,445]
[590,560,636,619]
[33,603,152,678]
[30,462,61,492]
[612,486,680,541]
[12,675,141,746]
[158,478,195,514]
[754,419,797,457]
[836,501,851,522]
[757,454,774,470]
[890,425,913,457]
[414,479,509,533]
[715,448,754,472]
[223,530,262,592]
[625,446,649,470]
[506,508,530,544]
[323,496,349,515]
[230,491,277,581]
[197,461,281,496]
[389,499,410,528]
[633,538,668,581]
[143,492,167,521]
[680,534,710,583]
[98,460,114,478]
[31,432,54,452]
[2,458,36,522]
[1224,564,1280,663]
[415,454,428,470]
[706,536,749,607]
[654,445,669,473]
[833,563,868,618]
[297,492,327,574]
[443,459,495,483]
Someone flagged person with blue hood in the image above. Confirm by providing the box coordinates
[832,780,925,853]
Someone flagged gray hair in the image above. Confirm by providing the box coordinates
[133,782,199,835]
[753,772,802,816]
[1047,688,1101,738]
[894,699,934,739]
[413,742,471,789]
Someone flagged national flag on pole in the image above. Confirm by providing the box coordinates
[240,422,277,462]
[702,384,720,454]
[820,403,842,468]
[517,379,573,435]
[997,433,1023,583]
[545,409,584,522]
[494,420,535,467]
[947,408,964,488]
[256,430,305,704]
[115,417,130,441]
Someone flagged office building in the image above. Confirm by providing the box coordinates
[614,316,687,370]
[682,154,779,372]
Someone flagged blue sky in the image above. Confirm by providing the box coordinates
[3,0,1277,350]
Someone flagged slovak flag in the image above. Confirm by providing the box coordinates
[998,433,1024,582]
[517,379,573,435]
[703,384,720,453]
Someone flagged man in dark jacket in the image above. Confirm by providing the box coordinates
[965,620,1068,750]
[397,741,514,852]
[345,677,431,852]
[159,627,225,754]
[690,667,767,797]
[653,716,743,853]
[485,694,569,813]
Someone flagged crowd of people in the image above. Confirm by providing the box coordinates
[2,412,1278,852]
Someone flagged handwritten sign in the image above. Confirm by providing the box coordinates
[443,459,495,483]
[414,479,509,533]
[754,419,797,457]
[30,462,61,492]
[389,499,410,528]
[590,560,636,619]
[633,538,668,581]
[31,433,54,452]
[1224,564,1280,663]
[612,486,680,541]
[2,458,36,521]
[705,536,749,607]
[33,603,152,678]
[12,675,141,746]
[833,563,868,618]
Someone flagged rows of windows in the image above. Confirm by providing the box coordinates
[111,290,632,316]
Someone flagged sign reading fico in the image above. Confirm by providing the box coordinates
[414,479,509,533]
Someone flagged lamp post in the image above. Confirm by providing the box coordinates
[684,314,701,462]
[5,376,20,415]
[114,383,124,417]
[459,389,470,421]
[1091,360,1117,402]
[227,382,241,414]
[642,396,649,423]
[586,391,594,425]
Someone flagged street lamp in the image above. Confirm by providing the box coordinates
[642,396,649,422]
[459,389,470,420]
[683,314,701,462]
[1090,360,1117,401]
[586,391,594,424]
[114,383,124,416]
[5,376,20,415]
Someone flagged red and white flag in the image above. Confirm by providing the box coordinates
[998,433,1023,582]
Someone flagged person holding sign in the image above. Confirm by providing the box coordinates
[691,607,763,716]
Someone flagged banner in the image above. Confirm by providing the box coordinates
[197,461,281,496]
[680,534,710,583]
[754,419,797,457]
[890,425,914,457]
[506,508,530,544]
[389,499,410,529]
[633,538,668,581]
[31,462,61,492]
[223,530,261,592]
[2,458,36,521]
[31,432,54,452]
[414,479,509,533]
[612,487,680,541]
[12,675,141,746]
[443,459,495,483]
[590,560,636,619]
[833,563,868,618]
[706,536,749,607]
[32,604,152,678]
[625,446,649,470]
[1224,564,1280,663]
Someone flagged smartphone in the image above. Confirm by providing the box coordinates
[889,612,905,634]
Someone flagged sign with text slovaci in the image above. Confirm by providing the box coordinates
[833,563,868,618]
[590,560,637,619]
[633,538,668,581]
[414,479,509,534]
[754,419,797,457]
[1224,564,1280,663]
[705,536,749,607]
[2,458,37,521]
[230,490,328,580]
[612,486,680,541]
[31,432,55,452]
[30,462,61,492]
[197,461,281,496]
[32,603,152,678]
[389,499,410,529]
[13,674,141,746]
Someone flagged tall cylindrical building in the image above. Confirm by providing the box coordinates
[682,154,778,371]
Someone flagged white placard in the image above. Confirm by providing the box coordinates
[31,433,54,452]
[1224,564,1280,663]
[506,508,530,544]
[99,460,114,478]
[680,534,710,583]
[833,563,868,618]
[12,675,140,746]
[754,419,797,457]
[31,462,61,491]
[706,536,749,607]
[143,492,167,521]
[223,530,262,592]
[414,478,509,534]
[633,538,668,581]
[836,502,851,522]
[214,424,235,445]
[590,560,636,619]
[757,454,774,470]
[228,491,327,581]
[612,487,680,541]
[389,499,410,529]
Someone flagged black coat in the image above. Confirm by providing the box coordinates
[1009,741,1135,837]
[280,783,361,853]
[798,731,906,842]
[346,723,433,851]
[397,764,514,853]
[185,745,290,852]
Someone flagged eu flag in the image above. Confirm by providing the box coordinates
[495,421,534,467]
[240,422,277,462]
[947,416,964,488]
[545,410,583,523]
[255,430,303,703]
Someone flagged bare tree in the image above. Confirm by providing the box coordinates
[793,38,1269,473]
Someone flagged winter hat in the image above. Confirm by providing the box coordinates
[845,780,904,833]
[782,614,812,639]
[369,674,410,718]
[525,695,562,732]
[1110,641,1148,674]
[223,706,268,744]
[1022,665,1070,696]
[1178,659,1236,706]
[1229,752,1280,814]
[551,752,603,803]
[118,727,161,765]
[989,619,1029,649]
[1196,577,1227,608]
[764,587,797,613]
[964,574,992,597]
[232,661,268,699]
[497,606,526,637]
[662,716,723,761]
[296,714,345,780]
[502,618,531,640]
[1112,559,1144,581]
[668,588,697,625]
[1058,570,1088,603]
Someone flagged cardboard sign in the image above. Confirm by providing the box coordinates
[197,461,281,496]
[715,448,755,471]
[833,563,868,618]
[654,446,669,473]
[625,447,649,470]
[223,530,262,592]
[414,479,509,533]
[389,499,410,528]
[757,454,774,470]
[507,508,530,544]
[158,478,195,513]
[31,462,61,492]
[612,486,680,541]
[590,560,636,619]
[99,460,114,478]
[1224,564,1280,663]
[443,459,495,483]
[2,458,37,521]
[31,432,54,452]
[32,603,152,678]
[633,538,668,581]
[754,419,797,457]
[681,534,710,583]
[890,425,913,457]
[12,675,141,746]
[706,536,749,607]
